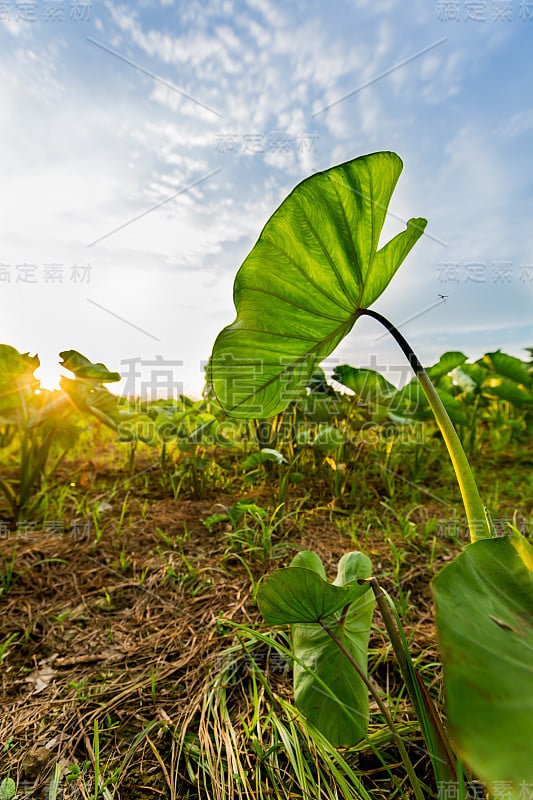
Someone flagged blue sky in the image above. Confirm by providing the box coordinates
[1,0,532,398]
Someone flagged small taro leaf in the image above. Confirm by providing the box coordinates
[292,551,375,746]
[241,448,287,470]
[426,351,468,381]
[483,350,532,388]
[257,562,369,625]
[208,420,234,446]
[0,778,16,800]
[311,425,346,451]
[59,350,121,383]
[332,365,395,405]
[433,535,533,795]
[229,500,267,526]
[153,412,178,441]
[209,152,427,419]
[333,551,372,588]
[203,513,228,530]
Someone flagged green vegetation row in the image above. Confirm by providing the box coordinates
[1,340,532,524]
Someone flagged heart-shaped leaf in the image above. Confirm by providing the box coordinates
[292,551,375,747]
[257,562,369,625]
[433,534,533,797]
[209,152,426,418]
[258,550,375,746]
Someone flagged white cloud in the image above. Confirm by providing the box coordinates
[357,87,382,140]
[0,17,24,36]
[1,0,531,396]
[501,108,533,140]
[245,0,287,28]
[264,148,295,172]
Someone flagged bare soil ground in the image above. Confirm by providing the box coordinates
[1,447,530,798]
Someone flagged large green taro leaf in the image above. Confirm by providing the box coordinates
[426,351,468,381]
[258,550,375,747]
[482,350,532,388]
[393,379,468,426]
[210,152,426,419]
[332,352,469,422]
[483,377,533,407]
[333,362,468,425]
[433,535,533,796]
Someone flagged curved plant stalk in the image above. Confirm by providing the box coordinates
[368,578,457,784]
[359,308,491,542]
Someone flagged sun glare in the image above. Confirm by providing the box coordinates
[34,362,62,391]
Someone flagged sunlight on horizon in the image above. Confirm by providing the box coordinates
[34,362,62,392]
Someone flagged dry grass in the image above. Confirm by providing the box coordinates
[2,444,528,799]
